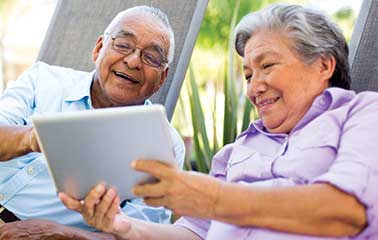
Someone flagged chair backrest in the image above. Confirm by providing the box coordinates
[349,0,378,92]
[37,0,208,120]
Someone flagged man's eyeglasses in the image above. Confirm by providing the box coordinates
[109,35,168,69]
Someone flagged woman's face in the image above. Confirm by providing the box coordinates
[243,31,331,133]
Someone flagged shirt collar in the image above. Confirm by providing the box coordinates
[63,70,95,102]
[63,70,153,107]
[237,87,356,138]
[291,87,355,132]
[237,119,287,140]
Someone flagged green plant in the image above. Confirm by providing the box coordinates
[184,0,256,173]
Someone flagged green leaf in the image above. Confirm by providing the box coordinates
[241,97,253,132]
[187,65,212,171]
[223,0,240,146]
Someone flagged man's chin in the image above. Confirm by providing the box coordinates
[109,96,144,107]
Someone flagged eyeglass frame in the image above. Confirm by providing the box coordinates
[106,33,169,69]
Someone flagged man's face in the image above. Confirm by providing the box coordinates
[92,13,170,106]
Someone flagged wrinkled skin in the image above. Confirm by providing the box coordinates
[0,220,72,240]
[0,219,119,240]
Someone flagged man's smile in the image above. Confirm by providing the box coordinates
[113,70,141,85]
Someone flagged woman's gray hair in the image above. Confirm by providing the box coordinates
[234,4,350,89]
[104,5,175,65]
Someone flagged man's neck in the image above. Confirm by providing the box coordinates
[90,78,113,109]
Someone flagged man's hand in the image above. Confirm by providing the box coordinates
[0,126,41,161]
[0,219,73,240]
[59,187,132,239]
[26,128,41,153]
[132,159,223,219]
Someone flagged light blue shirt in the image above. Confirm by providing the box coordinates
[0,62,185,231]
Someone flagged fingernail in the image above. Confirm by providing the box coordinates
[108,188,115,197]
[96,184,104,193]
[131,161,136,168]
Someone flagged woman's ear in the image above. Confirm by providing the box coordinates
[92,35,104,63]
[318,55,336,83]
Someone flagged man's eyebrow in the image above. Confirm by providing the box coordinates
[114,30,167,57]
[150,44,167,57]
[115,30,135,38]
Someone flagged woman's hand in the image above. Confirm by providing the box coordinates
[132,159,223,219]
[59,185,132,237]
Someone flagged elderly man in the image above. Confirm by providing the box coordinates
[0,5,184,240]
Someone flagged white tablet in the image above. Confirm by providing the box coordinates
[32,104,176,200]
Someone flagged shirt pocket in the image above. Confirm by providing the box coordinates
[284,125,339,182]
[296,120,340,150]
[225,145,271,183]
[297,134,338,150]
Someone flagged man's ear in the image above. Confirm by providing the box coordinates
[318,55,336,84]
[154,67,169,92]
[92,35,104,63]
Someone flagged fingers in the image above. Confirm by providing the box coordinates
[102,196,121,231]
[133,182,165,198]
[93,187,118,227]
[59,192,83,212]
[60,183,124,233]
[131,159,173,180]
[82,184,106,219]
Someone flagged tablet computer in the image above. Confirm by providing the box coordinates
[32,104,176,200]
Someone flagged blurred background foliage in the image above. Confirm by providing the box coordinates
[171,0,359,173]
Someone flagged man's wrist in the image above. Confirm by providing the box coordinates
[20,127,33,154]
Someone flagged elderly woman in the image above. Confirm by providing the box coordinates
[60,4,377,239]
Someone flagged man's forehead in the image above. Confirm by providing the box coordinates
[113,14,168,37]
[115,12,167,32]
[112,14,170,52]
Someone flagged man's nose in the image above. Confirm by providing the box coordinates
[123,49,142,70]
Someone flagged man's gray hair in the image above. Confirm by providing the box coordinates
[234,4,350,89]
[104,5,175,65]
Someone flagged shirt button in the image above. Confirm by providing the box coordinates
[0,194,4,201]
[27,166,34,175]
[319,97,327,106]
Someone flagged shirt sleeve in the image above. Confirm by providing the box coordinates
[0,63,39,125]
[175,216,210,240]
[120,198,172,224]
[312,93,378,238]
[167,122,185,169]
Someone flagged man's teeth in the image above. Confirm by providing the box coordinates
[115,71,137,83]
[115,71,128,78]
